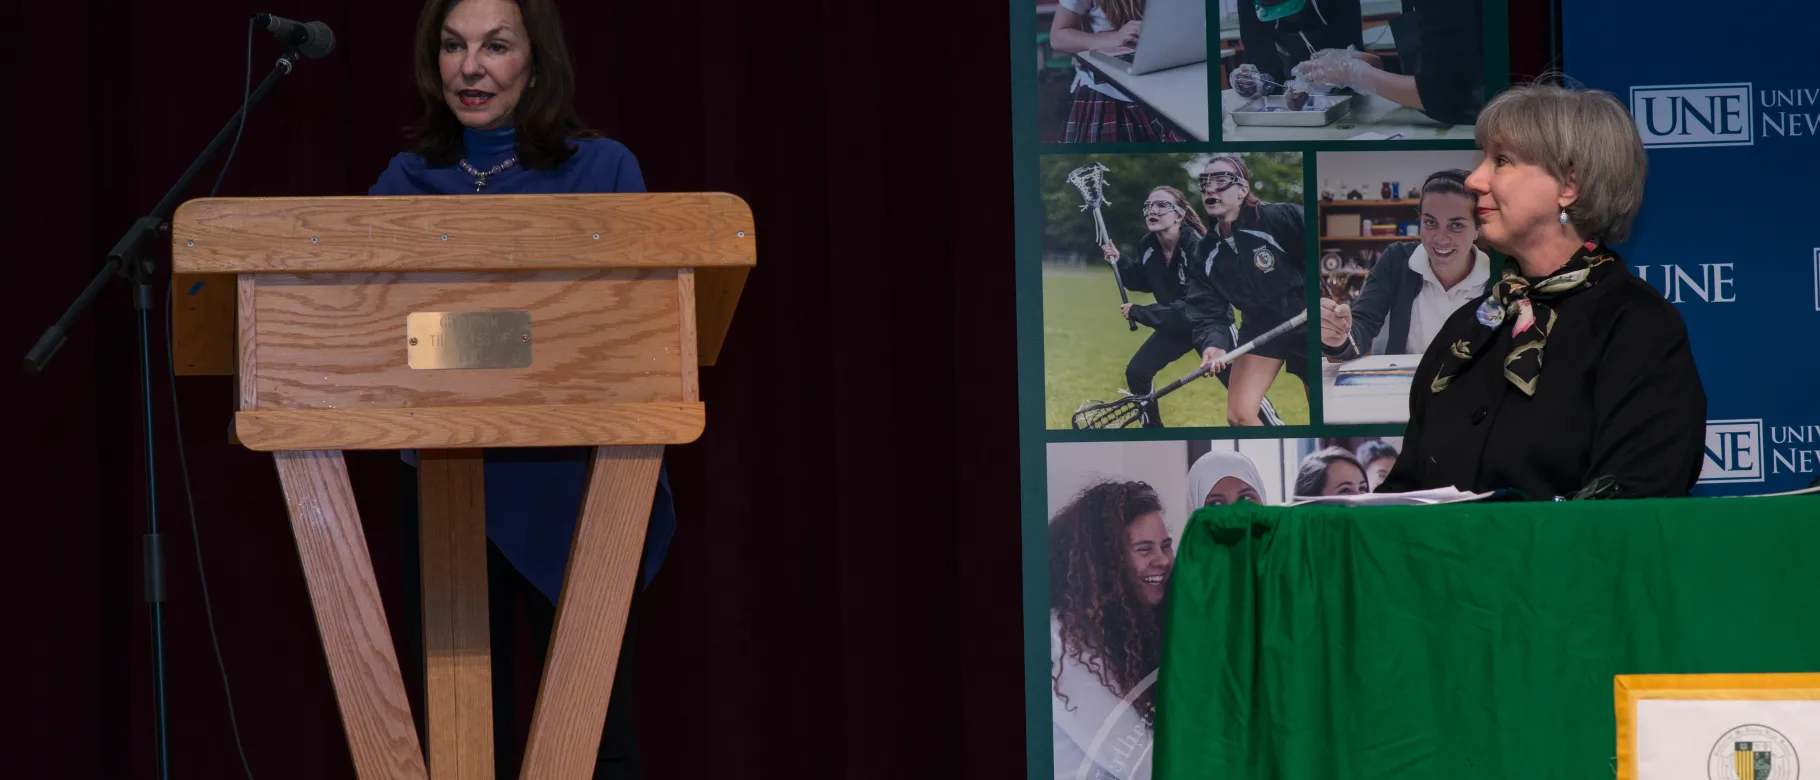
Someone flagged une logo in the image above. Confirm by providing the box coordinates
[1634,263,1736,303]
[1630,83,1753,148]
[1700,419,1765,484]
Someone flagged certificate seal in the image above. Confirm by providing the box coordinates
[1710,724,1798,780]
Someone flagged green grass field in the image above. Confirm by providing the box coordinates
[1043,266,1309,429]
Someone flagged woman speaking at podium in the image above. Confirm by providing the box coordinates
[370,0,663,774]
[1378,82,1706,501]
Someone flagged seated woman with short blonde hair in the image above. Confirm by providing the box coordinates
[1377,81,1707,500]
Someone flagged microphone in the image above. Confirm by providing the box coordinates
[253,13,336,59]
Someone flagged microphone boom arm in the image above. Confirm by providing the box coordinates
[23,50,301,371]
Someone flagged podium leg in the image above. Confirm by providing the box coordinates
[418,450,495,780]
[275,450,430,780]
[518,445,662,780]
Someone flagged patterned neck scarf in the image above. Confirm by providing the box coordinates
[1431,243,1617,396]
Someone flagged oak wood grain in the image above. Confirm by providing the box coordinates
[172,273,235,376]
[274,450,429,780]
[519,446,663,780]
[677,269,699,402]
[417,450,494,780]
[695,266,749,367]
[237,274,258,411]
[235,402,705,451]
[246,270,683,412]
[171,193,755,274]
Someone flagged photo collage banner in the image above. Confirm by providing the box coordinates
[1009,1,1515,776]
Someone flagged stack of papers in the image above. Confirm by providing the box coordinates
[1286,487,1490,507]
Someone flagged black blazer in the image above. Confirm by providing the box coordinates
[1187,202,1306,353]
[1116,227,1203,334]
[1378,263,1707,500]
[1323,241,1495,360]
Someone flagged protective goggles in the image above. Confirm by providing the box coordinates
[1141,201,1184,216]
[1200,172,1248,192]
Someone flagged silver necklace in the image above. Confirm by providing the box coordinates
[457,156,519,191]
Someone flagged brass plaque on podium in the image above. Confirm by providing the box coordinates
[406,311,533,369]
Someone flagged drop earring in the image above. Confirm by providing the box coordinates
[1558,209,1569,224]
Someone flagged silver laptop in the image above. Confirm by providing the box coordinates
[1105,0,1207,75]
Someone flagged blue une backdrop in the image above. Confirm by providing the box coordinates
[1566,2,1820,495]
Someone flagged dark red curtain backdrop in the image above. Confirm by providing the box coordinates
[10,1,1553,777]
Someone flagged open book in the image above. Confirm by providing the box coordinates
[1286,487,1492,507]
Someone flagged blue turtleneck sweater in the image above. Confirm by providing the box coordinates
[369,127,670,603]
[372,125,646,195]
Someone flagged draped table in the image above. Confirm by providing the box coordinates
[1154,495,1820,779]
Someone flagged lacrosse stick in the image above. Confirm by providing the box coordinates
[1071,309,1310,429]
[1067,162,1138,332]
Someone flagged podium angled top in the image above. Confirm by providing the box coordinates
[168,193,754,375]
[171,192,755,274]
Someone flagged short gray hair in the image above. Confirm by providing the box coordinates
[1474,81,1648,244]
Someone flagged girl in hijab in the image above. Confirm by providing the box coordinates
[1187,450,1268,507]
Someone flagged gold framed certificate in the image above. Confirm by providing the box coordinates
[1616,673,1820,780]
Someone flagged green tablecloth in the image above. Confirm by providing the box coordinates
[1155,496,1820,779]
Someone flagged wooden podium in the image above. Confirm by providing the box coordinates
[170,193,754,780]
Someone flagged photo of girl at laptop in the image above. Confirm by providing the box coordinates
[1035,0,1211,143]
[1218,0,1488,142]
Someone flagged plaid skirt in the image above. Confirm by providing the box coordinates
[1063,85,1185,144]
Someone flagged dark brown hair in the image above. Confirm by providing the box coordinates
[407,0,599,169]
[1149,185,1208,237]
[1201,154,1264,209]
[1049,480,1166,725]
[1294,446,1365,497]
[1417,168,1472,213]
[1354,439,1399,470]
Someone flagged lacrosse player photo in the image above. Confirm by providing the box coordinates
[1041,152,1312,430]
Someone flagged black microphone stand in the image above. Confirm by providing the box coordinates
[22,47,305,780]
